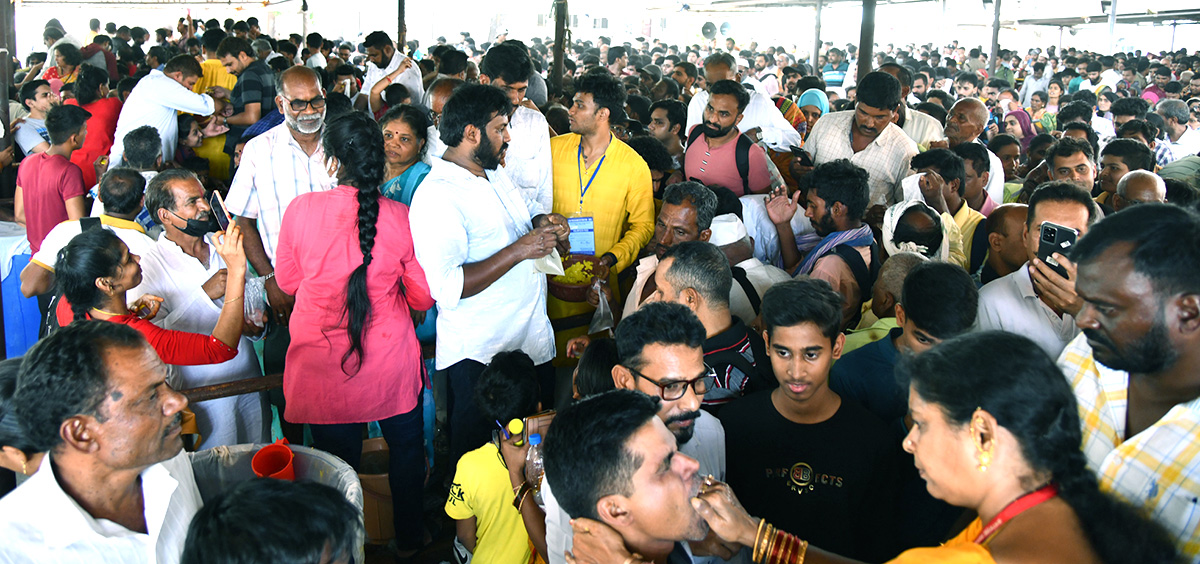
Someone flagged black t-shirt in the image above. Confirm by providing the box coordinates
[702,316,775,414]
[718,391,901,562]
[228,59,277,151]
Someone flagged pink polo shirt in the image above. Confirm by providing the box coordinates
[683,128,774,196]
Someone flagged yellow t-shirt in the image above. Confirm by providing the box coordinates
[191,59,237,180]
[952,202,986,268]
[445,443,535,564]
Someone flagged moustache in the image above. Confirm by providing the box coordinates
[1083,329,1114,350]
[664,411,700,426]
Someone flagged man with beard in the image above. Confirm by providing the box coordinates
[753,53,780,97]
[355,31,423,116]
[139,169,268,448]
[685,53,802,153]
[544,304,728,564]
[977,181,1098,358]
[683,80,774,196]
[1060,204,1200,560]
[225,66,334,442]
[411,83,568,463]
[648,99,687,169]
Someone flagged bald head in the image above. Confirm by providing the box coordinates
[1114,170,1167,211]
[985,203,1028,237]
[427,77,465,115]
[945,98,988,147]
[276,65,321,98]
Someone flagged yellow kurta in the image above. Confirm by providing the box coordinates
[952,201,986,268]
[887,518,994,563]
[191,59,236,180]
[548,133,655,361]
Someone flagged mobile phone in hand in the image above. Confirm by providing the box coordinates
[1037,221,1078,279]
[790,146,814,167]
[209,191,233,232]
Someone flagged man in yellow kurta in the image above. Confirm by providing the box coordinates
[191,29,236,180]
[549,72,654,362]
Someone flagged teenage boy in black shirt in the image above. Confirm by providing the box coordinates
[718,278,900,562]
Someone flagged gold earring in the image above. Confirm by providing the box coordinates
[974,415,992,472]
[21,459,28,475]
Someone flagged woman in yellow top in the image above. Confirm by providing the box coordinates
[566,331,1177,564]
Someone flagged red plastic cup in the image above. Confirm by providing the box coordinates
[252,438,295,480]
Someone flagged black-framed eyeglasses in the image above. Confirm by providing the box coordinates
[284,96,326,111]
[626,365,717,401]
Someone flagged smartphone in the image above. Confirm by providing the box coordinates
[790,146,813,167]
[1037,221,1078,279]
[209,190,233,232]
[524,410,556,442]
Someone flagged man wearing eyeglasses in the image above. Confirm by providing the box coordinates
[543,302,733,564]
[225,65,335,442]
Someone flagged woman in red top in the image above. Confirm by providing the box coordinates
[55,225,248,366]
[66,65,122,187]
[275,111,434,554]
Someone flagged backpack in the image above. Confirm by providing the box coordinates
[686,125,754,195]
[821,242,880,329]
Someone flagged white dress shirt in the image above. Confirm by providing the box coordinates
[0,451,201,564]
[976,263,1079,358]
[410,158,554,370]
[137,234,268,448]
[424,124,447,162]
[804,110,918,205]
[505,106,554,214]
[739,194,816,268]
[108,70,215,168]
[360,53,425,115]
[687,89,803,152]
[543,410,726,564]
[224,122,335,262]
[1018,73,1051,107]
[900,108,946,148]
[1166,127,1200,160]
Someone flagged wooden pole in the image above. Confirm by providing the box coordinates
[857,0,876,85]
[988,0,1001,77]
[397,0,406,54]
[550,0,568,98]
[813,0,823,71]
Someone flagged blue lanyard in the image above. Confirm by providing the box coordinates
[577,134,611,210]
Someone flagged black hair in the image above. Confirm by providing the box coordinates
[182,478,363,564]
[324,92,353,120]
[1072,89,1097,108]
[857,71,903,111]
[707,79,750,113]
[438,50,469,75]
[900,261,977,339]
[382,83,411,107]
[893,204,943,259]
[662,181,717,231]
[439,83,510,148]
[802,158,870,219]
[1062,122,1100,158]
[45,104,91,145]
[0,358,34,456]
[662,241,732,309]
[986,133,1021,156]
[915,102,947,125]
[1026,181,1100,228]
[626,94,652,125]
[475,350,540,424]
[1031,90,1048,105]
[911,148,967,198]
[575,72,627,126]
[305,32,323,48]
[675,62,698,79]
[543,389,662,520]
[1056,101,1093,127]
[99,168,147,216]
[575,338,619,398]
[626,135,673,174]
[42,26,64,42]
[55,43,82,67]
[231,21,249,33]
[954,72,980,89]
[73,64,109,106]
[16,321,147,452]
[607,46,627,66]
[163,53,203,78]
[123,125,162,169]
[1046,136,1095,170]
[202,28,226,53]
[19,80,50,110]
[1117,119,1158,145]
[481,42,533,85]
[1100,138,1155,172]
[898,331,1179,564]
[761,278,843,342]
[363,31,392,51]
[1028,133,1056,156]
[1164,178,1199,208]
[878,62,913,87]
[653,78,680,101]
[379,104,430,160]
[144,168,198,224]
[1071,203,1200,298]
[615,301,705,372]
[322,112,386,375]
[216,36,254,60]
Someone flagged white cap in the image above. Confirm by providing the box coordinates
[735,57,750,69]
[708,213,748,247]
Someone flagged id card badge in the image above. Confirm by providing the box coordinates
[567,215,596,255]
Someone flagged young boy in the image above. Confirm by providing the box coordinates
[718,278,899,562]
[15,103,90,253]
[445,351,544,564]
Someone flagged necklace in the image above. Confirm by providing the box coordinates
[91,307,128,317]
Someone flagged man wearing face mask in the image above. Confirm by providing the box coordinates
[138,168,268,449]
[225,66,333,441]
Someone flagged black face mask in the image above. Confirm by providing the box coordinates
[170,210,219,237]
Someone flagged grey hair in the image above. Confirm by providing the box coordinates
[662,181,718,231]
[876,252,928,302]
[662,240,732,309]
[251,38,272,54]
[1116,170,1167,198]
[1156,99,1190,124]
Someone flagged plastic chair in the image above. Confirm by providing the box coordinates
[189,444,365,564]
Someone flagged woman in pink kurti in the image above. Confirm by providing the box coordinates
[274,112,434,552]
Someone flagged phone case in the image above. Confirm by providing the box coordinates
[1037,223,1077,279]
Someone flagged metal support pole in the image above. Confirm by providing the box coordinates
[813,0,823,69]
[1107,0,1117,54]
[397,0,406,54]
[988,0,1001,77]
[0,0,14,60]
[550,0,568,99]
[857,0,876,84]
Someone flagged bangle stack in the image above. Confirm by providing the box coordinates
[752,519,809,564]
[512,481,532,512]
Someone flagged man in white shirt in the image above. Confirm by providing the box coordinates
[878,63,946,149]
[1018,62,1051,107]
[141,169,268,448]
[479,41,553,213]
[21,168,156,299]
[709,213,791,324]
[942,98,1006,205]
[1157,99,1200,159]
[686,53,802,152]
[409,83,568,463]
[977,181,1098,358]
[802,71,918,207]
[303,32,326,69]
[108,54,221,168]
[0,322,202,563]
[357,31,424,115]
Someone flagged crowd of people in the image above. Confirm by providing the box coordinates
[0,12,1197,564]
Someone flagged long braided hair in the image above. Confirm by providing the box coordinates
[322,112,386,374]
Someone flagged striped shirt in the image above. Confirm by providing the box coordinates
[225,121,335,262]
[1059,333,1200,561]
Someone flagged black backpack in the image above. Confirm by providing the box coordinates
[686,125,754,195]
[820,242,880,330]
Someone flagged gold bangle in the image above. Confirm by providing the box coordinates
[796,539,809,564]
[752,518,767,562]
[765,525,779,564]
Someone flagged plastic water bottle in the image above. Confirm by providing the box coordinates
[525,433,545,507]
